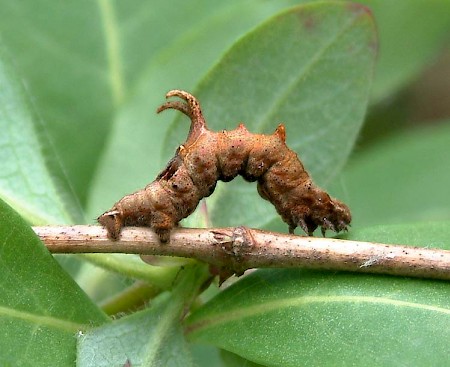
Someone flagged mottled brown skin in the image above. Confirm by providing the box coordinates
[98,90,351,242]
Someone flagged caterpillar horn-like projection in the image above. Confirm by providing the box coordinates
[98,90,351,242]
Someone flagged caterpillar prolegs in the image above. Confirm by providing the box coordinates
[98,90,351,242]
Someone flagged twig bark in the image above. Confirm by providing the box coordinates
[34,225,450,281]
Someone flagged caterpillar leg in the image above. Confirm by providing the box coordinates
[150,212,177,243]
[288,217,316,236]
[153,228,171,243]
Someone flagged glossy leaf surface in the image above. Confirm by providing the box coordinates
[186,268,450,367]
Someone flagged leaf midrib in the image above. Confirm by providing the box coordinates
[97,0,126,106]
[0,188,65,225]
[0,305,91,333]
[186,295,450,336]
[257,5,368,133]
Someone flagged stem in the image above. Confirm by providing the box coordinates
[35,225,450,281]
[79,253,179,290]
[100,281,162,316]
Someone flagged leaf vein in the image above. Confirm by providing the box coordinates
[0,305,89,333]
[258,9,365,133]
[187,295,450,335]
[97,0,126,106]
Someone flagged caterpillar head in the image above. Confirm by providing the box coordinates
[98,209,122,240]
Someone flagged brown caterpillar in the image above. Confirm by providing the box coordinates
[98,90,351,242]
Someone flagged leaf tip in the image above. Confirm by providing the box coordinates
[347,2,373,18]
[347,2,379,55]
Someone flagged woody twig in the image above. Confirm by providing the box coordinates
[34,225,450,281]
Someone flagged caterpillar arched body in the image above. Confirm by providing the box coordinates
[98,90,351,242]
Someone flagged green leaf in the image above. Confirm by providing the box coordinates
[186,269,450,367]
[360,0,450,101]
[79,253,180,289]
[163,2,376,231]
[0,199,108,366]
[85,0,302,218]
[77,293,192,367]
[343,221,450,250]
[190,345,266,367]
[219,350,266,367]
[77,265,208,367]
[0,2,117,205]
[0,46,80,224]
[332,121,450,227]
[190,345,225,367]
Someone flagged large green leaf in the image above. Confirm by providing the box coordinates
[0,46,80,224]
[0,199,109,366]
[186,268,450,367]
[163,2,376,231]
[331,121,450,227]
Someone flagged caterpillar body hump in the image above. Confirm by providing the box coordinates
[98,90,351,242]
